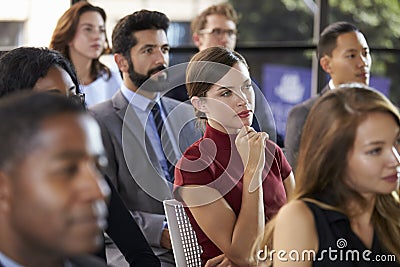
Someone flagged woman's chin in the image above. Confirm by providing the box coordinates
[240,118,252,127]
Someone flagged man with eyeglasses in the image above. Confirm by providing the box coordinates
[165,2,239,103]
[189,2,278,145]
[191,2,238,51]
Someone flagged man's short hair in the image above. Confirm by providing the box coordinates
[317,21,360,59]
[0,92,84,171]
[191,2,239,34]
[112,10,170,58]
[0,47,80,97]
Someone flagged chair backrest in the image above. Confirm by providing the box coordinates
[163,199,203,267]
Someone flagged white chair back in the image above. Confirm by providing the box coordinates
[163,199,203,267]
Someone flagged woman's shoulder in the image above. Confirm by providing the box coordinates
[104,70,122,84]
[87,70,121,87]
[177,136,219,173]
[182,138,203,157]
[265,139,282,153]
[275,200,314,225]
[264,139,292,177]
[273,200,318,253]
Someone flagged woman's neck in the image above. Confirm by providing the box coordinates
[207,120,240,135]
[346,195,376,248]
[69,51,93,85]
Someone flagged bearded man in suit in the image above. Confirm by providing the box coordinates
[89,10,201,267]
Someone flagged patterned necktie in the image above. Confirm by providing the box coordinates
[151,101,175,182]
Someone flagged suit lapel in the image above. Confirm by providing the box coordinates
[112,91,167,183]
[159,98,180,163]
[112,91,147,153]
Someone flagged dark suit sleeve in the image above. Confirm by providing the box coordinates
[284,104,309,170]
[105,176,161,267]
[89,109,161,267]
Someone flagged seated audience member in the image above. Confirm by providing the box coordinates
[0,46,160,267]
[169,3,278,145]
[174,47,295,266]
[90,10,203,267]
[0,47,79,98]
[256,84,400,266]
[285,21,371,169]
[0,92,109,267]
[50,1,121,107]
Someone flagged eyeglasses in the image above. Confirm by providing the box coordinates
[198,28,237,38]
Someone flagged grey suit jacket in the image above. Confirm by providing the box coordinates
[89,90,201,258]
[284,85,330,170]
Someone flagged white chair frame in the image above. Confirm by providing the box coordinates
[163,199,203,267]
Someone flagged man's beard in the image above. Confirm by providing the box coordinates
[127,59,167,92]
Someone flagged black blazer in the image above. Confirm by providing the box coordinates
[97,176,161,266]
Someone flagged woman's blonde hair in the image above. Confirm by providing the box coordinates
[255,84,400,263]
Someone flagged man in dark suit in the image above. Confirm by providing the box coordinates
[0,93,109,267]
[285,21,371,170]
[89,10,201,267]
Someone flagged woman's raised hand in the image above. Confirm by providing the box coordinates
[235,126,269,175]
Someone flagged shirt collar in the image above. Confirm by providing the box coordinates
[328,79,338,90]
[0,252,24,267]
[203,123,237,151]
[120,83,161,111]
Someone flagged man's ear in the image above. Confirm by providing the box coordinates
[114,53,129,73]
[320,55,332,74]
[191,96,208,113]
[0,171,11,212]
[192,33,201,49]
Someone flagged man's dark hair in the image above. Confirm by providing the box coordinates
[0,47,80,97]
[317,21,360,59]
[112,10,170,58]
[0,92,84,170]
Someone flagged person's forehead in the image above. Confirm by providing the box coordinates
[33,114,102,158]
[78,11,104,24]
[204,14,236,29]
[133,29,168,46]
[214,62,250,86]
[39,113,82,140]
[33,66,74,96]
[335,31,369,50]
